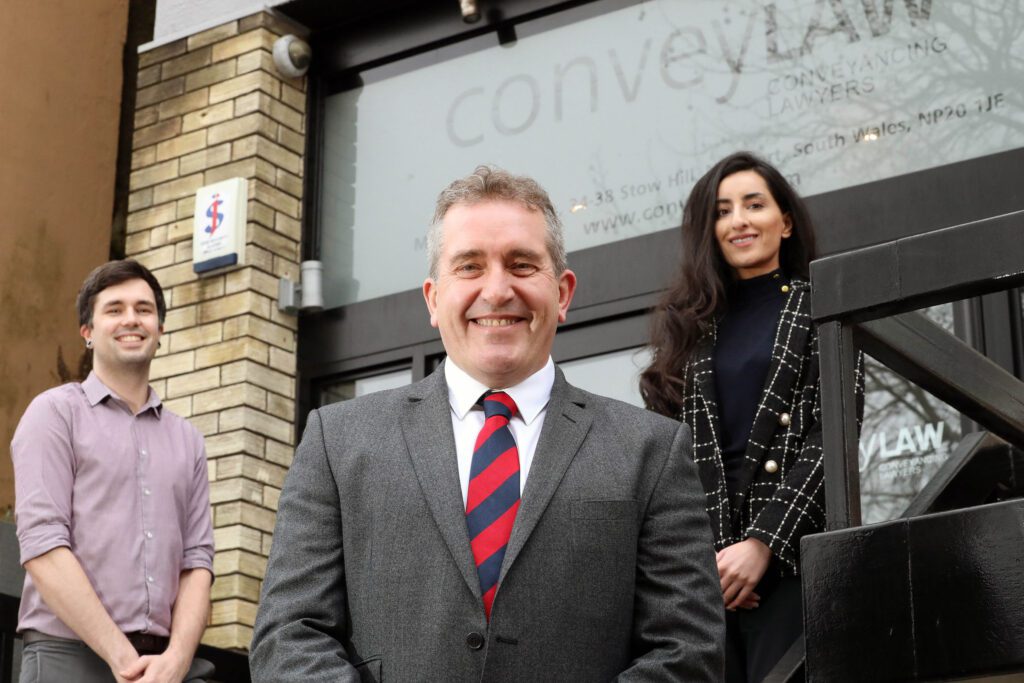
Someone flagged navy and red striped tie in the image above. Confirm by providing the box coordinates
[466,391,520,620]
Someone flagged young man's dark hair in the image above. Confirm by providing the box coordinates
[76,259,167,327]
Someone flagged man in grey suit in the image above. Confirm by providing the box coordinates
[250,166,724,681]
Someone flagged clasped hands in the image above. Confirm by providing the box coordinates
[114,649,192,683]
[717,536,772,611]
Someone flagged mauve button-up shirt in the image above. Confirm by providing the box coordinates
[11,372,214,638]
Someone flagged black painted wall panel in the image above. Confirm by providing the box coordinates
[802,500,1024,682]
[802,522,914,681]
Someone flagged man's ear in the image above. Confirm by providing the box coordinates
[556,269,577,324]
[423,278,440,328]
[80,323,92,344]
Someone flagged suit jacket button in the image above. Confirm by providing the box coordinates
[778,412,791,427]
[764,460,779,474]
[466,632,485,650]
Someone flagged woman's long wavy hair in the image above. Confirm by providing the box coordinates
[640,151,818,417]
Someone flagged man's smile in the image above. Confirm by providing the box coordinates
[471,316,526,328]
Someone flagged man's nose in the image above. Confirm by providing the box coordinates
[480,269,515,305]
[122,307,141,325]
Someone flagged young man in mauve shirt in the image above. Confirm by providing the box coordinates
[12,260,214,683]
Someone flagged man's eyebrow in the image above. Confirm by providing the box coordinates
[508,248,543,261]
[448,249,484,263]
[100,298,155,308]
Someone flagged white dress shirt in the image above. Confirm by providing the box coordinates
[444,358,555,507]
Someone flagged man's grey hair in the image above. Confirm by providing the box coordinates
[427,165,568,279]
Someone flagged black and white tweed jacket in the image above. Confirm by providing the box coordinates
[680,278,835,576]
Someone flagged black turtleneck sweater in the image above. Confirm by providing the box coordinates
[713,268,789,498]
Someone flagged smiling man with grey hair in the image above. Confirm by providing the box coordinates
[252,165,724,682]
[426,165,568,279]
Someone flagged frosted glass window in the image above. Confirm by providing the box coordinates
[560,347,652,408]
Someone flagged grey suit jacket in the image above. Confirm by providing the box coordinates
[250,366,724,682]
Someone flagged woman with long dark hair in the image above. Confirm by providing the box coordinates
[641,151,823,682]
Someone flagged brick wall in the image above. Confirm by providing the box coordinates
[127,12,306,650]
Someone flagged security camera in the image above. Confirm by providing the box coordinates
[272,35,311,79]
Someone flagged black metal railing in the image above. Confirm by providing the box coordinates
[813,210,1024,530]
[799,210,1024,682]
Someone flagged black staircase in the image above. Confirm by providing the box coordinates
[799,210,1024,682]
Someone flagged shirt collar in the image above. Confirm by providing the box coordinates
[82,371,163,417]
[444,357,554,426]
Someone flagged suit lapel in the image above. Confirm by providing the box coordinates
[729,283,813,524]
[499,369,592,583]
[400,369,481,598]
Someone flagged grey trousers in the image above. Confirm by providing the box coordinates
[19,638,214,683]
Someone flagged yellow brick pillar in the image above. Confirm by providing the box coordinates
[127,12,307,650]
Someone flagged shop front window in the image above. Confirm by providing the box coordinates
[560,347,652,408]
[318,0,1024,308]
[318,367,413,407]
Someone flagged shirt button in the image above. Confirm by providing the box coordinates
[778,412,792,427]
[466,632,484,650]
[764,460,779,474]
[147,576,154,583]
[781,284,790,293]
[146,531,153,539]
[143,488,151,496]
[140,449,148,456]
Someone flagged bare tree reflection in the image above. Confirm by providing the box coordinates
[748,0,1024,190]
[637,0,1024,197]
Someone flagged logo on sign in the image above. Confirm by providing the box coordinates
[205,193,225,235]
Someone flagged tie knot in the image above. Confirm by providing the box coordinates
[481,391,518,420]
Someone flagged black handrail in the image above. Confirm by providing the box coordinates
[812,210,1024,529]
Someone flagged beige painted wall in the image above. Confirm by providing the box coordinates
[0,1,130,512]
